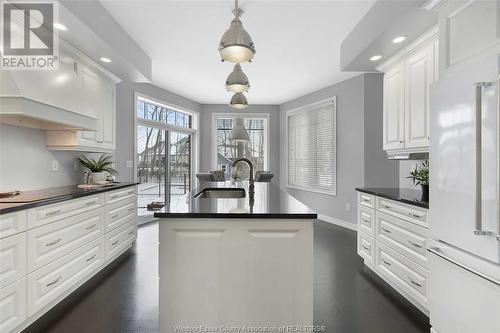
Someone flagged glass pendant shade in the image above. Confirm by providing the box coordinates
[230,118,249,141]
[226,64,250,93]
[218,8,255,63]
[229,92,248,109]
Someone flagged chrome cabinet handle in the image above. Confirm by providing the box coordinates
[85,200,97,206]
[362,197,370,202]
[86,254,96,262]
[409,279,422,287]
[381,227,391,234]
[128,230,135,235]
[46,238,62,247]
[409,212,423,219]
[109,195,119,200]
[408,241,423,248]
[111,240,119,246]
[381,204,391,209]
[45,209,61,217]
[382,259,391,266]
[362,244,370,251]
[474,82,494,236]
[128,207,135,212]
[86,224,96,230]
[497,77,500,241]
[111,214,119,219]
[46,275,62,287]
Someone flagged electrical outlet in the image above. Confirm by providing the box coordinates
[126,160,133,168]
[345,203,351,212]
[52,160,59,172]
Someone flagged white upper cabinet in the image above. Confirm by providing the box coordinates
[383,64,405,150]
[379,28,438,152]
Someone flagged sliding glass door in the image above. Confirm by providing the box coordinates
[136,96,195,218]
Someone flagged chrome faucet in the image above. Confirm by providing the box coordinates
[231,158,255,201]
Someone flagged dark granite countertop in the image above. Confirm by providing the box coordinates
[0,182,138,214]
[355,187,429,209]
[154,181,317,219]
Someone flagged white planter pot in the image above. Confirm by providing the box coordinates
[89,172,106,184]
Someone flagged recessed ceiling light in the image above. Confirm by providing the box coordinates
[53,23,68,31]
[100,57,112,63]
[392,36,406,44]
[370,55,383,62]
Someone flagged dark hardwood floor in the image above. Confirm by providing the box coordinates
[24,220,430,333]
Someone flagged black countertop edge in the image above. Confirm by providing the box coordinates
[0,183,138,215]
[154,212,318,219]
[355,188,429,209]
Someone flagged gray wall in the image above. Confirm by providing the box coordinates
[279,73,398,225]
[114,82,202,182]
[199,104,281,185]
[0,124,82,191]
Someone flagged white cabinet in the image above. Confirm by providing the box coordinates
[383,64,405,150]
[0,233,26,288]
[0,278,26,333]
[379,29,438,152]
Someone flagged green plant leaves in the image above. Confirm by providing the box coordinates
[77,153,118,175]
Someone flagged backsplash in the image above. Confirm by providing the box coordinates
[0,124,83,191]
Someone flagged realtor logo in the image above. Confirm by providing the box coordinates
[1,1,59,70]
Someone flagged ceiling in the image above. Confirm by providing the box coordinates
[100,0,376,105]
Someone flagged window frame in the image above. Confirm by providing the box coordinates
[285,97,337,196]
[211,113,270,173]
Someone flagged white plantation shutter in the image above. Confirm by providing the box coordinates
[287,98,336,195]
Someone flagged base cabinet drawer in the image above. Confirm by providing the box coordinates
[27,208,105,272]
[26,237,104,316]
[357,232,375,268]
[105,187,136,205]
[375,241,429,310]
[105,221,136,259]
[0,278,26,333]
[376,197,427,227]
[358,205,375,236]
[0,211,27,239]
[358,192,375,208]
[0,233,26,289]
[376,211,428,268]
[27,194,104,229]
[105,197,136,233]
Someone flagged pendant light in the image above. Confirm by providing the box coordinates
[230,92,248,109]
[218,0,256,63]
[230,118,250,141]
[226,64,250,93]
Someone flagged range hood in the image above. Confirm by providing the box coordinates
[386,151,429,160]
[0,97,98,131]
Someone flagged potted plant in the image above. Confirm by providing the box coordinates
[78,154,118,184]
[407,160,429,202]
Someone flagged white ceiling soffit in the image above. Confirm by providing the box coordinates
[100,0,377,105]
[341,0,437,71]
[57,0,152,82]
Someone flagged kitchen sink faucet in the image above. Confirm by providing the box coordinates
[231,158,255,202]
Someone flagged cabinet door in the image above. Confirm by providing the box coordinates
[98,79,115,150]
[404,44,434,149]
[383,64,405,150]
[77,66,99,148]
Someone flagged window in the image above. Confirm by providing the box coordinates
[135,95,196,218]
[287,98,336,195]
[214,114,268,179]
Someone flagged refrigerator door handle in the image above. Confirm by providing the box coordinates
[497,76,500,241]
[474,82,493,236]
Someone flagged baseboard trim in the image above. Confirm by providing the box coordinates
[317,214,357,231]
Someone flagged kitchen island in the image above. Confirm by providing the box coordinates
[154,181,317,332]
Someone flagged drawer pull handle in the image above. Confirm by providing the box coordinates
[362,244,370,251]
[45,209,61,217]
[46,276,62,287]
[409,279,422,287]
[86,224,97,230]
[46,238,62,247]
[86,254,96,262]
[128,230,135,235]
[127,191,134,195]
[408,241,423,248]
[85,201,97,206]
[111,214,120,219]
[362,198,370,202]
[381,204,391,209]
[109,195,119,199]
[128,207,135,212]
[409,212,423,219]
[381,227,392,234]
[111,240,119,246]
[382,259,391,266]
